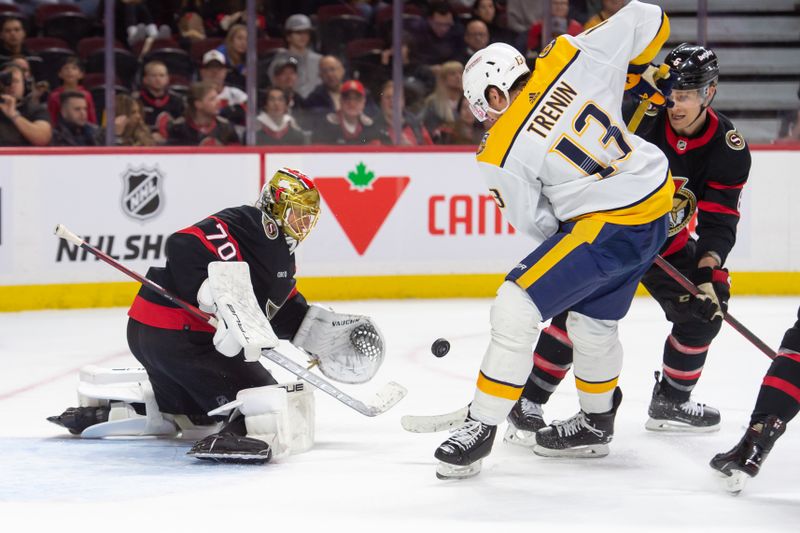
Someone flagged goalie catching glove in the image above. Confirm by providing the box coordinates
[292,304,385,384]
[626,63,674,108]
[197,261,279,361]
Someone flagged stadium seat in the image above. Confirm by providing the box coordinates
[43,12,94,49]
[317,4,361,22]
[189,38,223,65]
[35,4,81,29]
[131,38,180,59]
[82,72,124,90]
[86,48,139,89]
[319,15,369,56]
[345,39,386,94]
[24,37,70,54]
[143,47,193,79]
[91,84,132,123]
[257,37,284,55]
[169,74,190,96]
[77,37,126,60]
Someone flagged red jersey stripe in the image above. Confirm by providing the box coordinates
[698,200,739,217]
[209,216,243,261]
[762,376,800,403]
[706,180,745,190]
[128,295,215,332]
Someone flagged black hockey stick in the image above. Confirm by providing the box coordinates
[54,224,407,416]
[653,255,776,359]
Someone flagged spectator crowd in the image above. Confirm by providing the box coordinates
[1,0,793,147]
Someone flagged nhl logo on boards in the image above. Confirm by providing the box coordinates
[121,167,164,221]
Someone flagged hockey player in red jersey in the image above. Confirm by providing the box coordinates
[48,168,387,463]
[507,43,752,449]
[710,306,800,493]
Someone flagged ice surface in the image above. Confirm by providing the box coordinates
[1,298,798,531]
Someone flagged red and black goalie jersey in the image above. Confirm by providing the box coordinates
[128,205,307,338]
[640,107,751,264]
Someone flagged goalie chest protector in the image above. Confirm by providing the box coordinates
[129,205,298,332]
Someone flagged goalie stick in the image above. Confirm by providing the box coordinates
[54,224,407,416]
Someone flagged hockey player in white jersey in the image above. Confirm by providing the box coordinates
[434,0,674,479]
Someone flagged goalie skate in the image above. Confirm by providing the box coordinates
[434,415,496,480]
[47,406,110,435]
[645,372,720,432]
[503,397,545,447]
[534,387,621,458]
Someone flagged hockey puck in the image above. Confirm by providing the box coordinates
[431,338,450,358]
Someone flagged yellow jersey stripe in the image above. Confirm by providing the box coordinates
[575,376,619,394]
[477,38,581,168]
[573,169,674,225]
[515,218,605,288]
[476,371,524,401]
[630,9,671,66]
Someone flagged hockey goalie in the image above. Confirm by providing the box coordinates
[48,168,387,464]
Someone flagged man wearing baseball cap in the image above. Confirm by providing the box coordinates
[268,14,321,99]
[315,79,380,145]
[199,49,248,133]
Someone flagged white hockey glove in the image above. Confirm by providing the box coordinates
[292,304,385,384]
[197,261,279,362]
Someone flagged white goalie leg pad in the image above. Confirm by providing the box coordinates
[76,365,178,438]
[471,281,544,426]
[277,381,315,454]
[206,261,279,362]
[237,385,293,459]
[292,304,385,384]
[567,312,623,414]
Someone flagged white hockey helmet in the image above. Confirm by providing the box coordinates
[462,42,529,122]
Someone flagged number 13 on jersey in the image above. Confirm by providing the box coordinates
[549,101,632,179]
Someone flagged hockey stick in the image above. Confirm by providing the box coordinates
[401,406,468,433]
[652,255,776,359]
[54,224,407,416]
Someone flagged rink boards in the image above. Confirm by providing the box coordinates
[0,145,798,311]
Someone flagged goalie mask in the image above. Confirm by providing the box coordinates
[258,168,321,243]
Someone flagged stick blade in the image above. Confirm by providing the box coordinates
[363,382,407,417]
[401,406,469,433]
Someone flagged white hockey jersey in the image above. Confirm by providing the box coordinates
[476,0,674,243]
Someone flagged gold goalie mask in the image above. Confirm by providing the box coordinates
[258,168,321,242]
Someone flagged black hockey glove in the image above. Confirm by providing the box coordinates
[691,267,730,322]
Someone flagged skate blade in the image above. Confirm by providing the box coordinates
[435,459,482,480]
[502,425,537,448]
[645,418,720,433]
[533,443,609,458]
[723,470,751,495]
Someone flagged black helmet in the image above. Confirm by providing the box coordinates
[665,43,719,91]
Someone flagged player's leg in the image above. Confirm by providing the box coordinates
[642,253,722,431]
[505,311,572,446]
[710,308,799,492]
[533,216,668,457]
[435,220,612,478]
[435,281,542,479]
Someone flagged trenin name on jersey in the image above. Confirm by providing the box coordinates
[526,81,578,138]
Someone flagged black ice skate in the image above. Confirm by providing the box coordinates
[709,415,786,494]
[186,416,272,464]
[47,406,110,435]
[534,387,622,458]
[434,414,497,479]
[645,371,720,432]
[503,397,545,447]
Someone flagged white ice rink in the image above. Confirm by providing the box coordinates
[1,296,799,532]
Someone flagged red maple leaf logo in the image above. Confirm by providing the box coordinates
[314,162,409,255]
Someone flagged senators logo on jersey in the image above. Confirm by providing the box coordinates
[668,176,697,237]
